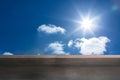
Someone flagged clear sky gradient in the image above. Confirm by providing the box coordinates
[0,0,120,55]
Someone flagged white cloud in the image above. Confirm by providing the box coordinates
[3,52,14,55]
[68,40,73,47]
[37,24,66,34]
[69,36,110,55]
[47,42,69,55]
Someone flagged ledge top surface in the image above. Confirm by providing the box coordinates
[0,55,120,58]
[0,55,120,66]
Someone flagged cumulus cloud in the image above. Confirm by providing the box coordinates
[3,52,14,55]
[68,40,73,47]
[68,36,110,55]
[47,42,69,55]
[37,24,66,34]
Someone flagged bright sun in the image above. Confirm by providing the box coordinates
[73,13,100,36]
[80,14,99,32]
[80,17,93,30]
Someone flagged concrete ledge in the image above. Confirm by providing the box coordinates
[1,55,120,58]
[0,55,120,66]
[0,55,120,80]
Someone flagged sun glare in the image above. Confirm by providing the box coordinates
[73,12,100,36]
[80,17,93,30]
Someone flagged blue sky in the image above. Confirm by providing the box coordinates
[0,0,120,55]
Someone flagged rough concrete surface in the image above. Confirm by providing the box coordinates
[0,55,120,80]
